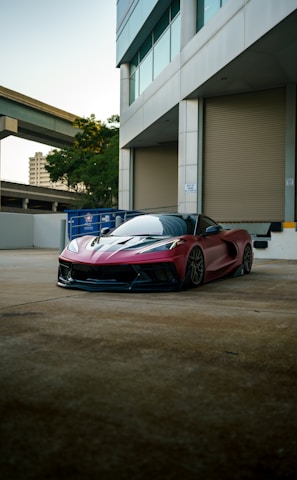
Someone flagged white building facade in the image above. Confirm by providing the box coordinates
[116,0,297,259]
[29,152,68,190]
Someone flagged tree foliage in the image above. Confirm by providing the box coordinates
[45,114,119,208]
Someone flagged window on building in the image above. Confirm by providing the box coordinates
[139,51,153,93]
[154,28,170,79]
[129,0,180,104]
[197,0,228,32]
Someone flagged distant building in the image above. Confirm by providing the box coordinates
[29,152,69,190]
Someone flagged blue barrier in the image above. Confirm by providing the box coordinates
[65,208,141,240]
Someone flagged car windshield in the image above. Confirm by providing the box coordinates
[110,215,196,237]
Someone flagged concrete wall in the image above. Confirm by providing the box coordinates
[0,212,67,249]
[253,227,297,261]
[33,213,67,248]
[1,212,297,259]
[0,213,34,248]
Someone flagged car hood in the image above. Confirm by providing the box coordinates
[63,234,179,262]
[87,234,167,251]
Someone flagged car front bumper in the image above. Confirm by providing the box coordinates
[57,260,181,292]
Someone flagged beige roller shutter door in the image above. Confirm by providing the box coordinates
[203,89,286,222]
[134,145,178,211]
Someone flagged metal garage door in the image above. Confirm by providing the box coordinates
[203,88,286,222]
[134,145,178,211]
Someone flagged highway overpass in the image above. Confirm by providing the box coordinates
[0,85,79,148]
[1,180,79,214]
[0,86,82,213]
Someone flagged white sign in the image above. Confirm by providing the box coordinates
[184,183,197,193]
[286,178,294,187]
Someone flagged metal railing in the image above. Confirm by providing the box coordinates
[67,206,178,241]
[67,210,140,240]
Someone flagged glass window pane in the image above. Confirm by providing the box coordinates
[170,13,180,60]
[129,72,136,104]
[204,0,220,23]
[129,69,139,104]
[197,0,205,31]
[153,29,170,78]
[197,0,221,31]
[140,35,152,62]
[130,53,138,75]
[171,0,180,20]
[154,10,169,43]
[139,51,153,93]
[129,0,184,103]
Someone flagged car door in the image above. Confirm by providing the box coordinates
[196,216,232,282]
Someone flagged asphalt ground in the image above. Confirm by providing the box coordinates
[0,249,296,480]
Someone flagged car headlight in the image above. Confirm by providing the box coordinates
[169,239,186,250]
[67,238,79,253]
[138,238,186,254]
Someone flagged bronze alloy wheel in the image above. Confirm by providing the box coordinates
[185,246,205,288]
[243,244,253,273]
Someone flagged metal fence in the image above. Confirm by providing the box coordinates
[67,205,178,241]
[67,210,139,240]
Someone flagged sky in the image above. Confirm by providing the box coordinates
[0,0,120,183]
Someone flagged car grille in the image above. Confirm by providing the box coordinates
[59,261,178,285]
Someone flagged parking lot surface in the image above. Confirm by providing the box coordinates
[0,249,297,480]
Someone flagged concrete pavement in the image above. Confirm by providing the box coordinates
[0,249,297,479]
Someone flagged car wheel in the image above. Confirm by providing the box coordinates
[243,244,253,273]
[183,246,205,289]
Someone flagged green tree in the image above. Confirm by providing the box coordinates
[45,114,119,208]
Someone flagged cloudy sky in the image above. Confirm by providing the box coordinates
[0,0,120,183]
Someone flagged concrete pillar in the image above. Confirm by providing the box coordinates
[284,84,296,222]
[22,198,29,209]
[119,148,133,210]
[0,116,18,139]
[178,99,200,213]
[59,219,67,252]
[119,63,133,211]
[120,63,130,113]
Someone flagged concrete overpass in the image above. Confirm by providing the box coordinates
[0,180,80,214]
[0,86,79,148]
[0,87,81,213]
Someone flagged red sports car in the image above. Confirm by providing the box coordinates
[57,213,253,292]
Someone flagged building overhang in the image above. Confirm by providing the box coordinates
[187,9,297,100]
[121,8,297,149]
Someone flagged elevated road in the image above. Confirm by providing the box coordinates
[0,180,79,213]
[0,86,79,148]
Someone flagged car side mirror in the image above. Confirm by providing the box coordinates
[203,225,223,236]
[100,227,110,235]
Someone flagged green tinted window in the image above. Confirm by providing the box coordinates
[154,29,170,78]
[139,51,153,93]
[154,10,169,43]
[171,13,180,59]
[130,53,138,75]
[140,35,152,62]
[129,0,180,103]
[197,0,228,32]
[171,0,180,19]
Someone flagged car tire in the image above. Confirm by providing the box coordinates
[183,246,205,289]
[243,244,253,274]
